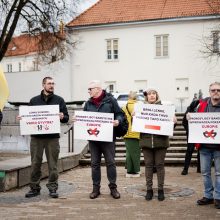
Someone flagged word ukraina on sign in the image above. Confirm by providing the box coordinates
[74,111,114,142]
[19,105,60,135]
[132,103,175,136]
[188,112,220,144]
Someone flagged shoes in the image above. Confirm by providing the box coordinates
[181,169,188,175]
[145,189,153,201]
[158,189,165,201]
[110,188,120,199]
[25,189,40,198]
[215,199,220,209]
[197,197,214,205]
[49,189,59,198]
[90,187,100,199]
[126,173,141,178]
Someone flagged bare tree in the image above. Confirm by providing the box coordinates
[200,0,220,59]
[0,0,80,62]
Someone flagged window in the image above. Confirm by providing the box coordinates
[7,64,12,72]
[155,35,169,57]
[19,62,21,72]
[213,31,219,53]
[106,39,118,60]
[33,60,39,71]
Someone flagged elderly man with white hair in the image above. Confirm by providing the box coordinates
[83,80,124,199]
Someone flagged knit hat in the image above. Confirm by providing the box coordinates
[143,87,158,96]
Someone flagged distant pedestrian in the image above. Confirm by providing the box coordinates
[181,100,200,175]
[122,91,141,178]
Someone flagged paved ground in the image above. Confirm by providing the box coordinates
[0,166,219,220]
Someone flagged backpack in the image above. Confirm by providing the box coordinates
[114,110,129,137]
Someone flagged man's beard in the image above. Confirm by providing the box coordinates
[45,89,54,94]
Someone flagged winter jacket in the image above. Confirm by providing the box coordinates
[139,101,170,149]
[84,90,124,140]
[122,99,140,139]
[30,90,69,138]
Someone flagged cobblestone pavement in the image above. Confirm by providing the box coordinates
[0,166,220,220]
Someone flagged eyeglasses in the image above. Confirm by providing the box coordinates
[88,87,97,91]
[45,82,55,86]
[210,89,220,93]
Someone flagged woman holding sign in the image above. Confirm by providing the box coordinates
[139,87,176,201]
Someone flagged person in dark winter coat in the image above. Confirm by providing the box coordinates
[181,99,201,175]
[22,77,69,199]
[83,80,124,200]
[139,87,177,201]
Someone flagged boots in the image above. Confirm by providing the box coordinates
[145,189,153,201]
[110,188,120,199]
[90,186,100,199]
[158,189,165,201]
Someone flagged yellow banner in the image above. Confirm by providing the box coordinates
[0,64,9,110]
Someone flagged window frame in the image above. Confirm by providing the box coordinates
[106,38,119,61]
[154,34,169,58]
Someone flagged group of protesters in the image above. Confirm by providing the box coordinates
[16,77,220,209]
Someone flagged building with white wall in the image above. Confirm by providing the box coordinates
[1,0,220,112]
[67,0,220,111]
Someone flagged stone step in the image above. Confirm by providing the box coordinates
[79,157,197,166]
[83,152,197,158]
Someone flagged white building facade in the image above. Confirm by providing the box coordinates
[68,18,220,111]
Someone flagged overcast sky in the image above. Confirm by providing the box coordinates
[78,0,99,14]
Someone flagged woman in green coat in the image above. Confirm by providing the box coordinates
[122,91,140,177]
[139,88,176,201]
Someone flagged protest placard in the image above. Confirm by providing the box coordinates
[132,103,175,136]
[74,111,114,142]
[188,112,220,143]
[19,105,60,135]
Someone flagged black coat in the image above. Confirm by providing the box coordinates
[84,91,124,139]
[182,99,200,133]
[30,90,69,138]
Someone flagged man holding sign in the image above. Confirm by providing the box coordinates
[188,82,220,209]
[83,80,124,199]
[23,77,69,199]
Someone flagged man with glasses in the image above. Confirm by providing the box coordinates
[83,80,124,199]
[25,76,69,199]
[194,82,220,209]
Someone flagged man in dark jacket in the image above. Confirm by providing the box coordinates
[84,80,124,199]
[181,99,200,175]
[193,82,220,209]
[25,77,69,199]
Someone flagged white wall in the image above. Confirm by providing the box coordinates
[70,19,220,111]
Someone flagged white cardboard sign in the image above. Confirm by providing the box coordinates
[74,111,114,142]
[188,112,220,143]
[19,105,60,135]
[132,103,175,136]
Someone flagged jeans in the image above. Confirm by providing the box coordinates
[200,147,220,200]
[142,148,167,190]
[89,141,117,189]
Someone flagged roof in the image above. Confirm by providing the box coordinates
[67,0,220,28]
[5,34,40,57]
[5,32,65,57]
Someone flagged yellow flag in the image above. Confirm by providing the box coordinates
[0,64,9,110]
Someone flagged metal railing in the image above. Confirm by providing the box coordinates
[64,125,74,153]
